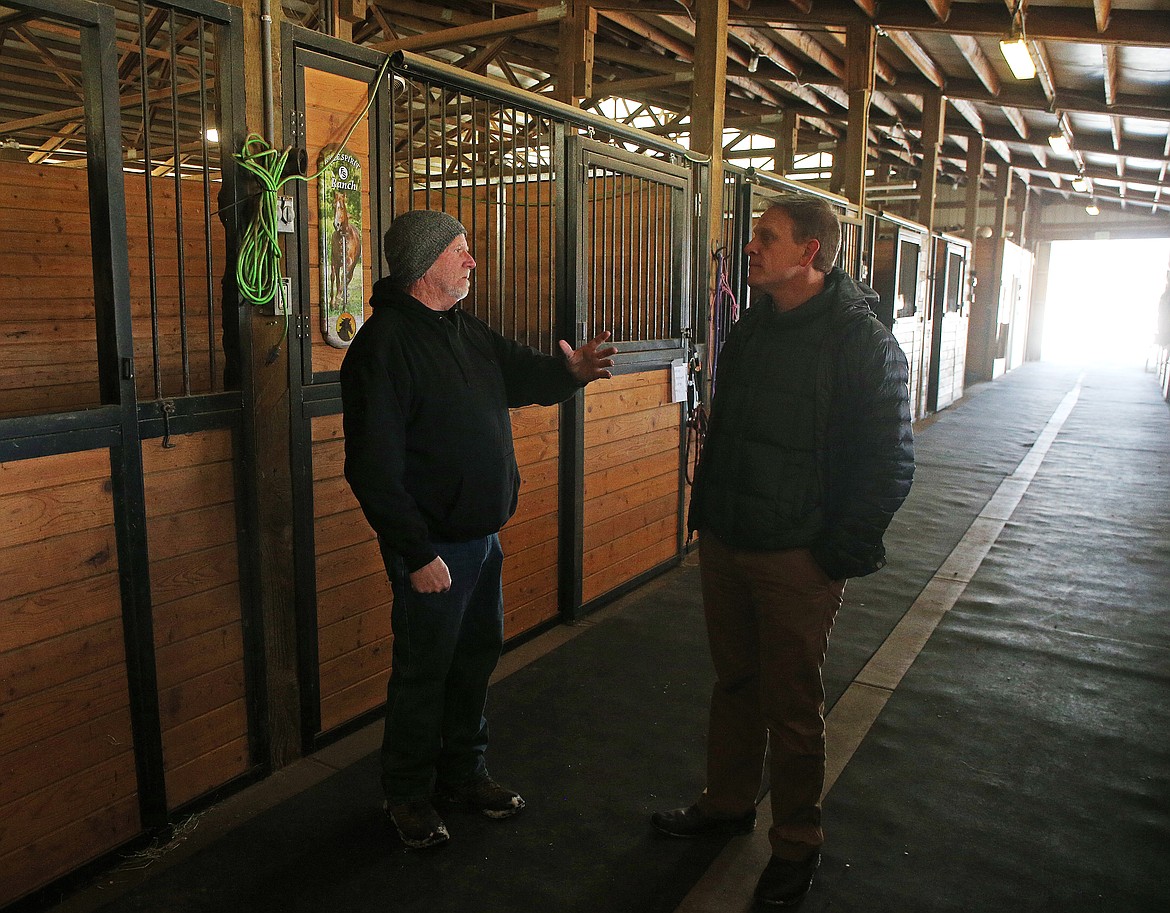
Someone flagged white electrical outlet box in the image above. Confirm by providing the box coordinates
[262,276,291,316]
[277,195,295,233]
[269,276,291,316]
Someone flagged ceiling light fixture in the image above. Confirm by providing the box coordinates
[1048,131,1071,155]
[205,127,220,143]
[1072,175,1090,193]
[999,38,1036,79]
[747,53,760,73]
[1085,201,1100,216]
[999,1,1036,80]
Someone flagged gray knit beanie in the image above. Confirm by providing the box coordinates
[383,209,468,289]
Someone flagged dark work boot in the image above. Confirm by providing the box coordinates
[650,804,756,838]
[754,851,821,908]
[384,800,450,850]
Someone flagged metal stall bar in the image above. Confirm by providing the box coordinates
[166,6,191,396]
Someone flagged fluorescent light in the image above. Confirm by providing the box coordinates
[999,38,1036,80]
[1048,132,1071,155]
[1072,176,1090,193]
[1085,202,1100,216]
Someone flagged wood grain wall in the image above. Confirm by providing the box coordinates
[582,370,681,604]
[142,428,250,808]
[500,404,560,637]
[0,448,139,907]
[935,312,968,410]
[0,160,226,419]
[310,412,393,734]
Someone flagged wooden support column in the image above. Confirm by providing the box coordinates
[333,0,366,43]
[775,108,799,175]
[841,22,875,208]
[917,88,944,231]
[968,164,1012,384]
[830,137,846,194]
[554,1,597,105]
[691,0,728,261]
[964,135,984,257]
[240,0,301,767]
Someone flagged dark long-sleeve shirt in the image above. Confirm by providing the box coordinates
[340,279,580,572]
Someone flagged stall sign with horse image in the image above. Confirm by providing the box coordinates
[317,146,364,348]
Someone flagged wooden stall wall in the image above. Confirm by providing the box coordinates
[0,162,100,416]
[501,404,560,637]
[0,448,140,907]
[582,370,681,604]
[998,240,1033,375]
[127,177,226,399]
[142,429,250,808]
[934,312,967,411]
[0,161,226,416]
[872,225,929,420]
[930,239,971,411]
[310,412,393,734]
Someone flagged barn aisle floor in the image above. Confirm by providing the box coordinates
[39,361,1170,913]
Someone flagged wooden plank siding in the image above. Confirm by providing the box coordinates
[304,69,375,378]
[310,413,393,734]
[141,428,250,809]
[581,370,681,604]
[0,448,140,907]
[935,312,968,410]
[0,161,226,419]
[500,403,560,637]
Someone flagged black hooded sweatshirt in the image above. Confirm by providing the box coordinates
[340,279,580,572]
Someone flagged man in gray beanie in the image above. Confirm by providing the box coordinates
[340,208,617,850]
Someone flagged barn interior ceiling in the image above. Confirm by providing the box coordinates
[284,0,1170,216]
[1,1,1167,216]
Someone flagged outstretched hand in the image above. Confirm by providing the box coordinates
[559,330,618,384]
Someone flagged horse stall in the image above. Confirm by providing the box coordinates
[279,39,694,746]
[0,0,256,905]
[926,233,972,412]
[869,213,930,419]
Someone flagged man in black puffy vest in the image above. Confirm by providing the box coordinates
[652,194,914,908]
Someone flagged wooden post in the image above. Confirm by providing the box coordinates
[964,135,984,259]
[968,164,1012,384]
[691,0,729,407]
[775,108,799,175]
[830,137,846,195]
[917,88,944,231]
[333,0,365,42]
[691,1,729,268]
[555,1,596,105]
[841,22,875,208]
[240,0,302,768]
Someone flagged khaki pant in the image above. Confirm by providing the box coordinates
[695,532,845,861]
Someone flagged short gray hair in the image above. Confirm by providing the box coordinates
[761,193,841,273]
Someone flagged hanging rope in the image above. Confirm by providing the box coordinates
[685,247,740,485]
[708,245,739,397]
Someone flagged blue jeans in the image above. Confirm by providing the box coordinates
[378,534,505,804]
